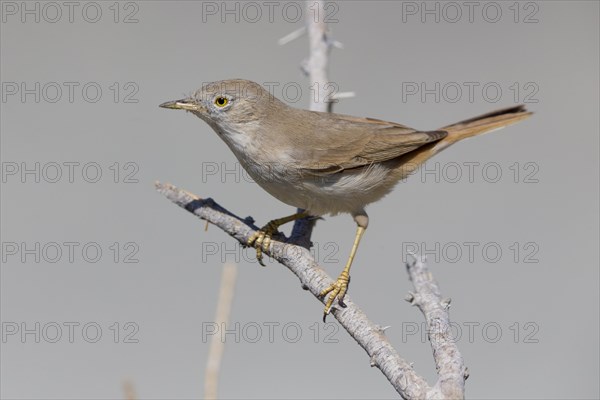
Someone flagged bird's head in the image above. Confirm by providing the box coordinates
[159,79,283,135]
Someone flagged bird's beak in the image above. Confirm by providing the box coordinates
[159,99,202,112]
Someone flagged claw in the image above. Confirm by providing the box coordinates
[247,231,267,266]
[319,271,350,319]
[257,250,265,266]
[246,212,309,267]
[262,235,272,253]
[247,224,278,266]
[337,275,350,307]
[322,298,334,322]
[254,233,266,266]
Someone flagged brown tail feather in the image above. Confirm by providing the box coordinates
[440,104,533,146]
[390,105,532,180]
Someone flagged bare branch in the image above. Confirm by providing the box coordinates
[155,182,433,399]
[289,0,333,249]
[405,255,468,399]
[300,9,467,395]
[156,184,467,398]
[305,0,330,113]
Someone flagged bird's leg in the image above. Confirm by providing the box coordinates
[248,211,309,266]
[320,212,368,321]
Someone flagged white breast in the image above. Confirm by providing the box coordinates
[239,157,395,216]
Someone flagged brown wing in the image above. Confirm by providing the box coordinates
[293,111,447,175]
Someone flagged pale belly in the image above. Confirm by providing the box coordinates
[240,158,397,216]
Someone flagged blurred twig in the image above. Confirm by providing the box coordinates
[122,380,136,400]
[204,263,238,400]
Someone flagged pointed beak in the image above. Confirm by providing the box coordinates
[159,99,202,112]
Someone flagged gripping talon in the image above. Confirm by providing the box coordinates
[256,250,265,266]
[246,212,309,266]
[262,235,272,254]
[247,230,267,266]
[319,273,349,319]
[254,234,266,266]
[322,300,334,323]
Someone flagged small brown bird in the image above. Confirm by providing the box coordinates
[160,79,532,319]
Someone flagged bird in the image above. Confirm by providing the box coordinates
[160,79,532,319]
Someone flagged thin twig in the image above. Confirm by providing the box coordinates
[277,26,307,46]
[122,380,136,400]
[204,263,238,400]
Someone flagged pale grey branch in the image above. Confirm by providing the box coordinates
[300,8,467,396]
[406,255,468,399]
[305,0,330,113]
[289,0,330,249]
[155,182,432,399]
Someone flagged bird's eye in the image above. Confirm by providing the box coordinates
[214,97,229,107]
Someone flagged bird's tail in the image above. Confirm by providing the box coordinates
[398,105,533,168]
[439,105,533,148]
[390,105,532,179]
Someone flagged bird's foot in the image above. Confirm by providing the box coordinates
[247,220,281,266]
[319,271,350,322]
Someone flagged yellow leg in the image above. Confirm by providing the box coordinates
[247,211,309,266]
[320,224,366,321]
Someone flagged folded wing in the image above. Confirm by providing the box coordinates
[296,112,447,175]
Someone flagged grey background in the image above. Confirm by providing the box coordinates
[1,1,598,399]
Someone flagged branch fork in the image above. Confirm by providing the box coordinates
[156,182,466,399]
